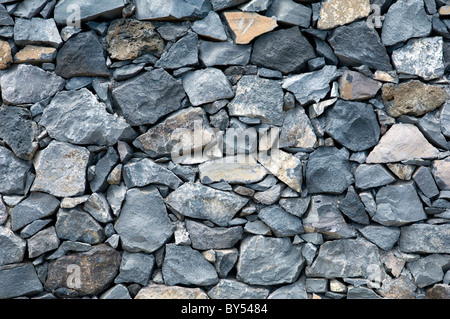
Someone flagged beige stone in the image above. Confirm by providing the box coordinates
[258,150,302,192]
[387,163,415,181]
[0,40,12,70]
[224,11,277,44]
[135,284,209,299]
[439,5,450,17]
[432,157,450,190]
[317,0,371,30]
[14,45,57,64]
[366,124,440,164]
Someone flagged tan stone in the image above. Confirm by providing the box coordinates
[258,150,302,192]
[0,40,12,70]
[373,70,397,83]
[317,0,371,30]
[224,11,277,44]
[432,157,450,190]
[366,124,440,164]
[14,45,57,63]
[387,163,415,181]
[135,284,209,299]
[439,5,450,17]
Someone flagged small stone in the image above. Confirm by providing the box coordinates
[14,45,57,63]
[359,225,400,251]
[208,279,270,299]
[413,166,440,199]
[279,197,310,218]
[27,227,59,258]
[90,147,120,194]
[224,11,277,45]
[83,193,113,224]
[266,0,311,27]
[268,279,308,299]
[55,208,105,244]
[338,186,370,225]
[186,219,243,250]
[0,39,11,69]
[123,158,182,189]
[317,0,370,30]
[0,263,43,299]
[155,32,198,69]
[199,40,251,67]
[0,226,26,266]
[399,224,450,254]
[192,11,227,41]
[14,18,62,48]
[432,157,450,191]
[387,163,416,181]
[258,205,304,237]
[54,0,125,24]
[100,284,131,299]
[354,164,396,190]
[135,0,210,20]
[210,0,248,11]
[46,241,92,260]
[347,286,382,299]
[244,220,272,235]
[113,63,145,81]
[135,284,208,299]
[441,102,450,139]
[254,184,283,205]
[60,196,89,209]
[417,112,448,151]
[408,254,447,288]
[338,70,382,101]
[426,284,450,299]
[215,249,238,278]
[115,251,155,286]
[174,222,191,246]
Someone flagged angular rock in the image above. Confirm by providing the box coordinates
[27,227,60,258]
[338,186,370,225]
[14,0,50,19]
[400,223,450,254]
[338,70,382,101]
[253,184,283,205]
[325,100,380,152]
[0,146,31,195]
[45,245,121,297]
[303,195,356,239]
[354,164,396,190]
[417,112,448,150]
[432,157,450,191]
[413,166,440,199]
[258,205,304,237]
[100,284,131,299]
[306,147,354,195]
[166,182,248,226]
[282,65,341,105]
[0,39,12,70]
[381,0,432,46]
[250,26,316,74]
[317,0,370,30]
[115,251,155,286]
[208,279,270,299]
[382,80,448,118]
[215,249,239,278]
[112,69,186,126]
[0,5,13,26]
[115,187,175,253]
[305,238,382,279]
[237,235,304,285]
[192,11,227,41]
[0,263,42,299]
[0,226,26,266]
[228,75,284,126]
[55,208,105,244]
[328,21,392,71]
[426,284,450,299]
[54,0,125,24]
[366,124,440,163]
[392,37,445,81]
[279,107,317,149]
[374,182,427,226]
[14,45,57,64]
[347,286,382,299]
[266,0,311,27]
[10,192,60,232]
[83,193,113,224]
[155,32,198,69]
[408,254,448,288]
[135,284,208,299]
[199,40,252,67]
[185,219,243,250]
[89,147,120,194]
[31,141,89,198]
[223,11,277,44]
[106,18,164,61]
[1,64,65,105]
[55,31,110,79]
[162,244,219,286]
[182,68,234,106]
[123,158,182,189]
[210,0,248,10]
[441,102,450,138]
[359,225,400,251]
[268,279,308,299]
[379,270,417,299]
[41,88,130,146]
[135,0,210,20]
[14,18,62,48]
[387,163,416,181]
[279,197,310,218]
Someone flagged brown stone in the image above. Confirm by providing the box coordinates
[338,70,382,101]
[106,18,164,60]
[224,12,277,45]
[432,157,450,191]
[0,40,12,70]
[317,0,370,30]
[425,284,450,299]
[14,45,56,64]
[382,80,449,118]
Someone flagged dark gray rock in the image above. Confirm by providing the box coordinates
[305,147,354,195]
[89,147,120,194]
[314,37,339,65]
[207,279,270,299]
[185,219,243,250]
[135,0,211,20]
[20,219,53,239]
[192,11,227,41]
[328,21,392,71]
[258,205,304,237]
[413,166,440,199]
[46,241,92,260]
[325,100,380,152]
[54,0,124,24]
[215,249,239,278]
[354,164,396,190]
[399,223,450,254]
[279,197,310,218]
[112,68,186,126]
[441,102,450,138]
[0,5,13,25]
[162,244,219,286]
[305,278,327,293]
[115,251,155,286]
[100,284,132,299]
[210,0,248,10]
[1,64,65,105]
[250,26,316,74]
[155,33,198,70]
[55,208,105,245]
[359,225,400,251]
[182,67,234,106]
[0,263,42,299]
[41,88,130,146]
[347,287,382,299]
[0,146,31,195]
[14,17,62,48]
[0,226,26,266]
[236,235,304,285]
[417,111,448,150]
[199,40,251,67]
[27,226,60,258]
[13,0,48,18]
[113,63,145,81]
[268,279,308,299]
[266,0,311,27]
[374,182,427,226]
[338,186,370,225]
[10,192,60,232]
[381,0,432,46]
[408,254,449,288]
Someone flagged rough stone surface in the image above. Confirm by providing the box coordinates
[185,219,243,250]
[266,0,311,27]
[258,205,304,237]
[279,107,317,149]
[431,157,450,191]
[54,0,125,24]
[354,164,396,190]
[399,224,450,254]
[317,0,370,30]
[0,146,31,195]
[123,158,182,189]
[135,284,209,299]
[0,263,42,299]
[14,18,62,48]
[199,40,252,67]
[135,0,211,20]
[192,11,227,41]
[155,32,198,69]
[224,11,277,44]
[359,225,400,251]
[338,70,382,101]
[208,279,270,299]
[55,208,105,244]
[0,226,26,266]
[0,39,12,70]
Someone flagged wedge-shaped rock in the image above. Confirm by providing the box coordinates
[258,205,304,237]
[266,0,311,27]
[366,124,440,163]
[338,70,382,101]
[354,164,396,190]
[0,146,31,195]
[224,11,277,44]
[208,279,270,299]
[14,45,57,64]
[199,40,251,67]
[54,0,125,24]
[14,18,62,48]
[192,11,227,41]
[0,226,26,266]
[155,32,198,69]
[441,102,450,138]
[123,158,182,189]
[41,88,130,146]
[166,182,249,226]
[399,224,450,254]
[317,0,370,30]
[185,219,243,250]
[0,263,42,299]
[358,225,400,251]
[135,0,211,20]
[338,186,370,225]
[279,107,316,149]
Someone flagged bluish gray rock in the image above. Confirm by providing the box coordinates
[192,11,227,41]
[27,226,60,258]
[279,197,310,218]
[89,147,120,194]
[239,0,272,11]
[412,166,440,199]
[338,186,370,225]
[54,0,125,25]
[0,263,42,299]
[268,279,308,299]
[215,249,239,278]
[407,254,449,288]
[199,40,252,67]
[354,164,396,190]
[83,193,113,224]
[13,0,48,18]
[100,284,132,299]
[155,32,199,70]
[399,224,450,254]
[210,0,248,10]
[266,0,311,27]
[441,102,450,138]
[0,146,31,195]
[14,18,62,48]
[115,251,155,286]
[258,205,304,237]
[358,225,400,251]
[135,0,211,20]
[0,226,26,266]
[185,219,243,250]
[207,279,270,299]
[55,208,105,244]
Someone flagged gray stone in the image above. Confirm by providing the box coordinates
[112,69,186,126]
[113,63,145,81]
[115,251,155,286]
[228,75,284,126]
[100,284,131,299]
[166,182,248,226]
[399,223,450,254]
[192,11,227,41]
[279,197,310,218]
[325,100,380,152]
[0,146,31,195]
[199,40,252,67]
[183,68,234,106]
[162,244,219,286]
[31,141,90,198]
[41,88,130,146]
[266,0,311,27]
[10,192,60,232]
[306,238,382,279]
[236,235,304,285]
[305,147,354,195]
[54,0,125,24]
[83,193,113,224]
[359,225,400,251]
[254,184,282,205]
[13,0,48,18]
[302,242,317,265]
[432,157,450,191]
[374,182,427,226]
[27,227,60,258]
[123,158,182,189]
[303,195,356,239]
[55,31,110,78]
[355,164,396,190]
[268,279,308,299]
[134,284,209,299]
[210,0,248,10]
[135,0,210,20]
[239,0,272,11]
[155,33,198,70]
[413,166,440,199]
[244,220,272,235]
[314,37,339,65]
[215,249,238,278]
[21,219,53,239]
[14,18,62,48]
[0,4,13,25]
[328,21,392,71]
[0,263,42,299]
[46,241,92,260]
[208,279,270,299]
[250,26,316,74]
[90,147,120,193]
[115,187,175,253]
[408,254,448,288]
[338,186,370,225]
[381,0,432,46]
[55,208,105,244]
[1,64,65,105]
[347,286,382,299]
[305,278,328,293]
[417,112,448,151]
[441,102,450,138]
[185,219,243,250]
[258,205,304,237]
[0,226,26,266]
[426,284,450,299]
[392,37,445,81]
[338,70,382,101]
[282,65,341,105]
